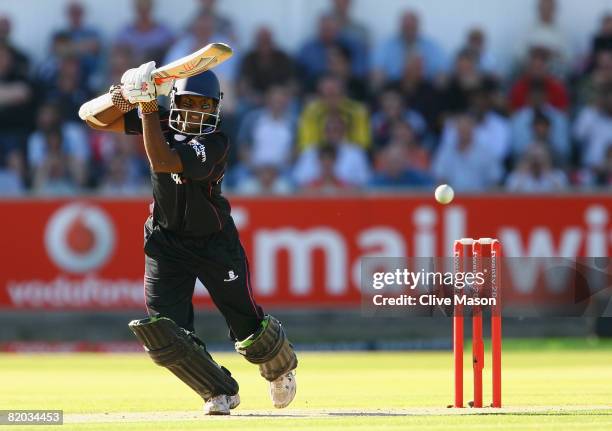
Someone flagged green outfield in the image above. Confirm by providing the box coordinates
[2,338,611,430]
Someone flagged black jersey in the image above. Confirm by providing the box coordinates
[125,108,231,237]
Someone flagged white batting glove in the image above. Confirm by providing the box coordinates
[121,61,157,103]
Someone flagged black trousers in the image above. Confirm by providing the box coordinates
[143,216,264,341]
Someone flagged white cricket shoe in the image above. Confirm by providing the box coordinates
[270,370,296,408]
[203,393,240,415]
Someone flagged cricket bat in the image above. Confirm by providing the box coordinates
[152,42,233,84]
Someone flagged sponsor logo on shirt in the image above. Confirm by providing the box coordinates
[171,173,187,184]
[189,140,207,164]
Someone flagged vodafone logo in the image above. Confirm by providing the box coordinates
[44,203,116,273]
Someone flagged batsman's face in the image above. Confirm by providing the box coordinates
[176,95,218,133]
[177,95,217,115]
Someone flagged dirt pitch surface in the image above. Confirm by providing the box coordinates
[64,406,612,424]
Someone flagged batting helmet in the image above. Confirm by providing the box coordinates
[169,70,223,135]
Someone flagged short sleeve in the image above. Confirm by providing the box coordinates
[124,106,170,135]
[175,133,229,180]
[123,110,141,135]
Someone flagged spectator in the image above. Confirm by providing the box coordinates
[387,55,441,132]
[0,150,25,195]
[235,163,293,195]
[31,129,81,195]
[302,145,353,193]
[0,43,34,166]
[370,123,433,189]
[461,27,500,76]
[506,143,567,192]
[432,114,503,191]
[387,121,430,172]
[467,84,511,161]
[294,115,370,187]
[35,31,73,85]
[370,142,433,189]
[27,102,89,191]
[43,56,92,122]
[441,79,511,161]
[515,0,569,77]
[372,10,446,87]
[0,16,29,77]
[195,0,237,43]
[297,13,368,91]
[297,75,370,151]
[99,154,149,195]
[510,81,569,163]
[574,82,612,169]
[439,49,499,114]
[592,145,612,187]
[371,88,427,149]
[234,85,296,182]
[532,111,552,143]
[100,43,137,90]
[91,132,148,194]
[328,0,369,47]
[509,47,569,112]
[165,12,237,110]
[326,43,368,102]
[59,2,102,81]
[115,0,174,64]
[584,13,612,72]
[0,37,27,195]
[576,50,612,106]
[237,27,297,108]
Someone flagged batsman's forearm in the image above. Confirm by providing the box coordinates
[79,89,132,128]
[95,104,125,126]
[141,112,182,173]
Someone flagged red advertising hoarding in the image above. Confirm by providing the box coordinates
[0,195,610,309]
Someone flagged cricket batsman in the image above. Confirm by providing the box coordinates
[78,61,298,415]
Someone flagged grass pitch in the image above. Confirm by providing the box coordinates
[2,338,611,430]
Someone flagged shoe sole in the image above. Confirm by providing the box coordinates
[272,387,296,408]
[273,397,295,408]
[204,394,239,415]
[230,396,241,410]
[206,410,230,416]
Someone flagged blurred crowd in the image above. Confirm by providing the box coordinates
[1,0,612,196]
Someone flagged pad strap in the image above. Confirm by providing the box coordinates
[235,315,298,381]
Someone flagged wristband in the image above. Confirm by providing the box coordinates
[139,100,159,114]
